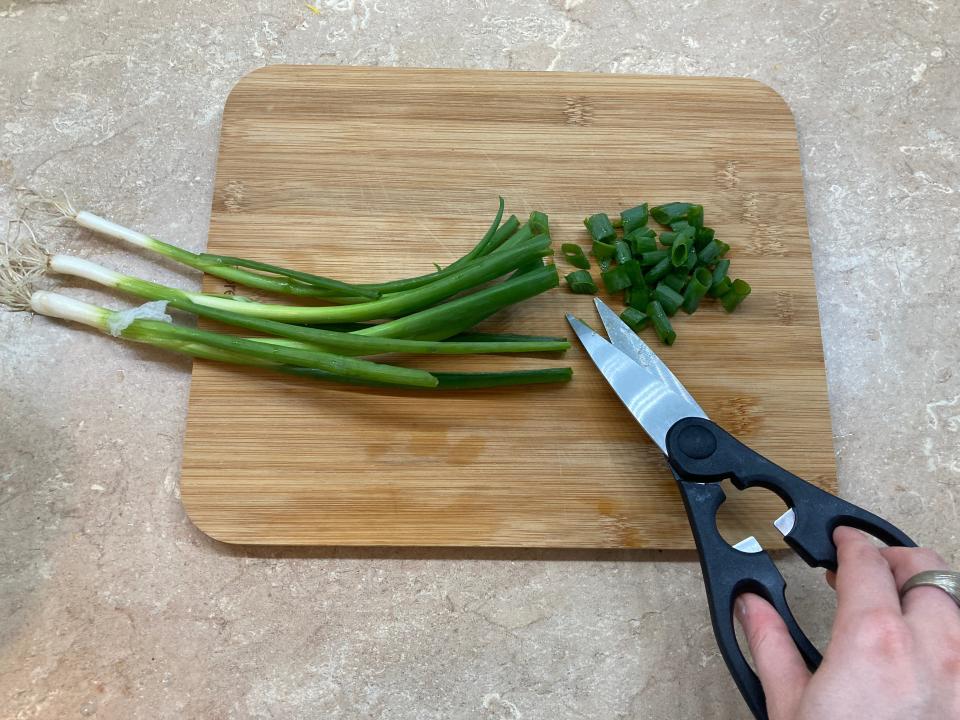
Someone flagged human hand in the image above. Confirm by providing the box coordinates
[735,526,960,719]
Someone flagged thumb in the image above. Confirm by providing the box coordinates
[735,593,811,719]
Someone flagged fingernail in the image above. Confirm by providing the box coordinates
[734,597,747,622]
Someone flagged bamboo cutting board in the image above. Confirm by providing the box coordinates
[181,66,836,548]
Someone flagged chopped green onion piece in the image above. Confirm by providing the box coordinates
[626,229,657,255]
[710,276,733,298]
[529,211,550,236]
[601,265,632,294]
[599,257,612,272]
[584,213,617,243]
[670,220,693,234]
[620,259,645,286]
[687,205,704,229]
[647,301,676,345]
[651,202,695,225]
[654,283,684,316]
[592,238,617,260]
[717,240,731,257]
[626,281,650,309]
[710,259,731,290]
[645,256,672,283]
[565,269,598,294]
[561,243,590,269]
[684,248,698,270]
[658,231,678,246]
[720,279,752,312]
[620,203,649,233]
[694,226,715,250]
[639,250,669,266]
[620,307,649,331]
[614,240,633,265]
[662,272,688,293]
[671,234,692,267]
[681,267,713,314]
[697,239,721,265]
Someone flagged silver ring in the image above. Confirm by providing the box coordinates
[900,570,960,608]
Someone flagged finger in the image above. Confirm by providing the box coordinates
[735,593,811,719]
[880,545,957,619]
[824,570,836,590]
[833,526,902,627]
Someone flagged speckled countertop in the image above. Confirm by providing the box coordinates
[1,2,958,718]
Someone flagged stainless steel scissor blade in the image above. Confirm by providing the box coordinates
[592,298,705,415]
[565,312,707,453]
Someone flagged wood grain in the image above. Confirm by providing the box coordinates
[181,66,836,548]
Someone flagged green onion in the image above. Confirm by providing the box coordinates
[171,297,570,356]
[285,366,573,390]
[720,279,752,312]
[681,267,713,314]
[592,238,617,260]
[639,250,669,267]
[29,291,439,388]
[59,236,552,324]
[645,257,672,284]
[647,301,676,345]
[710,276,733,298]
[620,307,649,331]
[584,213,616,243]
[565,269,598,294]
[654,283,684,316]
[625,229,657,255]
[670,234,692,267]
[697,239,721,265]
[601,265,632,294]
[363,264,560,340]
[662,272,688,293]
[710,259,731,291]
[614,240,633,265]
[620,259,645,287]
[695,226,715,249]
[561,243,590,269]
[625,282,650,309]
[651,202,695,225]
[529,210,550,236]
[620,203,649,233]
[686,205,704,229]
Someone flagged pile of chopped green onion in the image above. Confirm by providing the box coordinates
[4,197,573,391]
[561,202,750,345]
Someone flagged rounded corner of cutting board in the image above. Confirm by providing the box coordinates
[179,496,244,546]
[725,76,798,125]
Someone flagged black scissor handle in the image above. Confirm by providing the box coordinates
[665,418,916,720]
[666,417,916,571]
[675,475,822,720]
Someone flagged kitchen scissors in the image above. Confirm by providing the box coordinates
[568,298,916,720]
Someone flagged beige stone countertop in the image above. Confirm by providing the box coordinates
[1,2,958,718]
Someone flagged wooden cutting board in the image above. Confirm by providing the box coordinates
[181,65,836,548]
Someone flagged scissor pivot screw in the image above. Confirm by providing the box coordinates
[677,424,717,459]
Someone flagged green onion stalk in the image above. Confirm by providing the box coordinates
[25,291,572,390]
[42,195,525,301]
